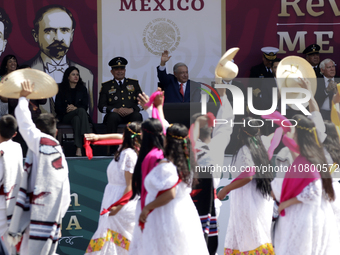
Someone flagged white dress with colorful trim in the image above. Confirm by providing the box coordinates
[140,161,209,255]
[224,146,274,255]
[86,148,138,255]
[272,178,340,255]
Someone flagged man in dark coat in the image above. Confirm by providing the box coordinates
[303,44,322,78]
[315,58,340,120]
[249,47,279,110]
[98,57,143,133]
[157,50,201,103]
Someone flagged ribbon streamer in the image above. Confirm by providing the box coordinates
[83,138,123,160]
[144,91,166,134]
[100,190,132,215]
[139,178,181,231]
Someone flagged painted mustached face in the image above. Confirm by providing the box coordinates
[0,22,7,57]
[34,9,74,60]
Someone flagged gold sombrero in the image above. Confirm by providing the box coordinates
[276,56,317,110]
[215,47,239,83]
[0,69,58,99]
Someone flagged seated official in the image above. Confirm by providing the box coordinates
[98,57,143,134]
[157,50,201,103]
[315,58,340,121]
[55,66,91,157]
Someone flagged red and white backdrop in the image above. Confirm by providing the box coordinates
[0,0,98,120]
[101,0,222,102]
[1,0,340,121]
[227,0,340,77]
[0,1,339,253]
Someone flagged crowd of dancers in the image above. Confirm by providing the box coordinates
[84,75,340,255]
[0,58,339,255]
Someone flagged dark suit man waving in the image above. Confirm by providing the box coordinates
[157,50,201,103]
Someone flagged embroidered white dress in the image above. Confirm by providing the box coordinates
[86,148,138,255]
[224,146,274,255]
[139,161,209,255]
[272,179,340,255]
[332,179,340,238]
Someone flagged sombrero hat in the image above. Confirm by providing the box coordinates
[215,47,239,83]
[276,56,317,110]
[0,69,58,99]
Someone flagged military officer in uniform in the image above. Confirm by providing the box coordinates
[303,44,322,78]
[249,46,279,110]
[250,47,279,79]
[98,57,143,133]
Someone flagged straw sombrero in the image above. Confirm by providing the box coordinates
[0,69,58,99]
[276,56,317,110]
[215,47,239,83]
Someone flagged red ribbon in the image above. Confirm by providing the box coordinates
[83,138,123,160]
[100,190,133,215]
[139,178,181,231]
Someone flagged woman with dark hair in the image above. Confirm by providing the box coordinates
[128,118,165,254]
[321,121,340,239]
[137,123,208,255]
[55,66,91,156]
[85,122,141,254]
[217,117,274,255]
[0,55,19,117]
[271,114,339,254]
[269,78,340,254]
[0,54,18,77]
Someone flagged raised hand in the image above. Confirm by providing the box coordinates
[138,92,150,110]
[160,50,171,66]
[20,80,34,98]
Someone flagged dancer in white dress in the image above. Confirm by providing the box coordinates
[317,121,340,238]
[85,122,141,255]
[138,123,209,255]
[271,113,339,255]
[217,117,274,255]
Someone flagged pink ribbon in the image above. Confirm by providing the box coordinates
[145,91,166,134]
[262,111,294,160]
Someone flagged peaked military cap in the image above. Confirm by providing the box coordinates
[109,57,128,68]
[261,47,279,61]
[303,44,320,55]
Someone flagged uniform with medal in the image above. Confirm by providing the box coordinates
[98,57,143,133]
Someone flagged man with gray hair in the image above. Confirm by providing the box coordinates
[315,58,340,120]
[157,50,201,103]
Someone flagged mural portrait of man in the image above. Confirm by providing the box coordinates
[25,4,94,113]
[0,7,12,58]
